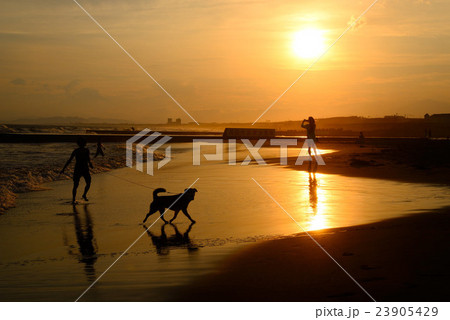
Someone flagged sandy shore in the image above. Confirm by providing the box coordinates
[176,207,450,301]
[268,138,450,185]
[175,139,450,301]
[3,138,448,213]
[1,138,449,301]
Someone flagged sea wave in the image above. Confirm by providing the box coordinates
[0,143,164,213]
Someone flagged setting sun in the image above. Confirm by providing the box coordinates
[292,29,326,59]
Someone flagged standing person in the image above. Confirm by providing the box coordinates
[301,116,317,156]
[60,137,93,204]
[358,131,365,145]
[94,137,105,158]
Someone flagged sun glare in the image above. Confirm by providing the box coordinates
[292,29,326,59]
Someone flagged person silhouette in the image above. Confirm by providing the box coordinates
[357,131,365,145]
[301,116,317,156]
[93,137,105,158]
[61,137,93,204]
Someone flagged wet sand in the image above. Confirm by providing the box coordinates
[0,142,165,213]
[271,138,450,185]
[177,207,450,301]
[1,139,450,301]
[175,139,450,301]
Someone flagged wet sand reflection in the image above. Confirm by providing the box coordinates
[143,222,199,255]
[71,204,97,282]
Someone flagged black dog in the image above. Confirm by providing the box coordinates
[143,188,198,224]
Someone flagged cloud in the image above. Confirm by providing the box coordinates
[10,78,26,85]
[58,80,104,103]
[61,79,80,95]
[71,87,104,102]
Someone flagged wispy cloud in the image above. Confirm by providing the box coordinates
[10,78,26,85]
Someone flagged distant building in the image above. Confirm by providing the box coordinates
[175,118,181,125]
[429,113,450,121]
[167,118,173,124]
[424,113,450,123]
[424,114,450,138]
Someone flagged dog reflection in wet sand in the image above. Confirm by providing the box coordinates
[143,222,198,255]
[143,188,198,224]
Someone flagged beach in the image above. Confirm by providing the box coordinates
[0,138,450,301]
[0,141,166,213]
[267,138,450,185]
[173,138,450,302]
[2,1,450,313]
[177,207,450,302]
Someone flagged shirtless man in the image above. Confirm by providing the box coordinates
[61,137,94,204]
[94,137,105,158]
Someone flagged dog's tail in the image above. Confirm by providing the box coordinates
[153,188,166,198]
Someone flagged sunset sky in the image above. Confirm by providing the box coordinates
[1,0,449,123]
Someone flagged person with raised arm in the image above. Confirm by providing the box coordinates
[301,116,317,156]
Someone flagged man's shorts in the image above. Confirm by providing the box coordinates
[73,170,91,184]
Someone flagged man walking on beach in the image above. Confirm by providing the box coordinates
[61,137,93,204]
[94,137,105,158]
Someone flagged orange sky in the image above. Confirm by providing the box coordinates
[1,0,449,123]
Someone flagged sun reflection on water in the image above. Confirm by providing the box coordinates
[295,163,330,231]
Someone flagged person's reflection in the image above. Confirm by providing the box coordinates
[308,161,318,214]
[143,222,198,256]
[72,204,97,282]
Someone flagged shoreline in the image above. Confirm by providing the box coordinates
[0,143,164,213]
[267,139,450,186]
[3,138,449,211]
[0,155,126,214]
[175,207,450,301]
[1,138,450,301]
[172,139,450,301]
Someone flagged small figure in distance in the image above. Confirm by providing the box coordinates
[94,137,105,158]
[357,131,365,145]
[61,137,94,204]
[301,116,317,156]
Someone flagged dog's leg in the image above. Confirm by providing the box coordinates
[143,209,157,223]
[159,209,169,223]
[170,210,180,223]
[182,208,196,223]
